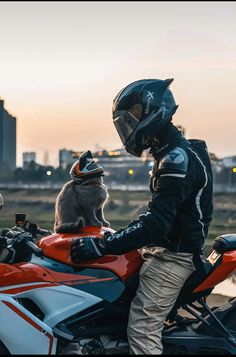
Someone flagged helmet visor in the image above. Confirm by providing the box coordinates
[113,104,142,145]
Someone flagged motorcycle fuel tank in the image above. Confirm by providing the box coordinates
[39,226,143,281]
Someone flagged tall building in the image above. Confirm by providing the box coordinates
[43,150,49,166]
[59,149,83,169]
[0,99,16,171]
[23,152,36,168]
[92,148,153,181]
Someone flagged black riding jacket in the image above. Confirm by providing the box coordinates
[104,132,213,256]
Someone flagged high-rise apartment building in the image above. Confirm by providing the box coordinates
[0,99,16,171]
[23,152,36,168]
[59,149,83,169]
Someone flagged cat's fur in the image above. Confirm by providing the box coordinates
[54,176,109,233]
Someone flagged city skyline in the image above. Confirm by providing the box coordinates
[0,2,236,166]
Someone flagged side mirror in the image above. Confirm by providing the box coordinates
[15,213,26,226]
[0,194,3,210]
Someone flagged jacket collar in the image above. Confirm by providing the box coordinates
[150,123,189,161]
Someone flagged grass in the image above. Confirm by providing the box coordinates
[0,188,236,246]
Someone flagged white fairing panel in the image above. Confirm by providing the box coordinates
[0,295,57,355]
[11,284,102,327]
[0,285,102,354]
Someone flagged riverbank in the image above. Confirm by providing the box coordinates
[0,188,236,242]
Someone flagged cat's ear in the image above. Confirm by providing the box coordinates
[81,150,93,160]
[87,150,93,159]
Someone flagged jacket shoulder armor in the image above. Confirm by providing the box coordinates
[157,146,189,175]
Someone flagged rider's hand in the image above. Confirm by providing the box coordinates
[70,236,108,263]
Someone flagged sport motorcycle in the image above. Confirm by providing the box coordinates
[0,213,235,355]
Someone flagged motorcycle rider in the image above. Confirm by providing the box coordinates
[70,78,213,354]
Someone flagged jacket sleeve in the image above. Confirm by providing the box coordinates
[103,147,195,255]
[103,220,150,255]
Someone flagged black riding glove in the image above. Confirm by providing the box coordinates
[70,236,107,263]
[70,221,150,263]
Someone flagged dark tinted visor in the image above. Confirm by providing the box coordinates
[113,104,142,145]
[86,160,103,173]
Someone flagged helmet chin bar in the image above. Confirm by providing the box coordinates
[124,125,163,157]
[144,135,160,149]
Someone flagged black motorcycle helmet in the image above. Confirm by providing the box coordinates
[70,150,104,182]
[112,78,178,157]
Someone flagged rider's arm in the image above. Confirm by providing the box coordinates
[70,148,196,262]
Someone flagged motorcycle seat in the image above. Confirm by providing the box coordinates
[213,234,236,253]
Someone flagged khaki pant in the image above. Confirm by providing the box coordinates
[127,248,195,355]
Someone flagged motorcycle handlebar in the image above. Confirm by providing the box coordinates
[25,240,43,257]
[37,228,51,236]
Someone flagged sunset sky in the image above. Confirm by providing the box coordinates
[0,1,236,166]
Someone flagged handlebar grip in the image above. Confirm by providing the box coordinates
[26,240,43,257]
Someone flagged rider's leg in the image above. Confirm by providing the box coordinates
[127,249,195,355]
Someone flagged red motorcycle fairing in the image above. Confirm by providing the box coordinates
[0,262,54,290]
[194,249,236,293]
[0,261,111,293]
[38,226,143,281]
[0,260,129,304]
[0,226,142,299]
[0,263,128,306]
